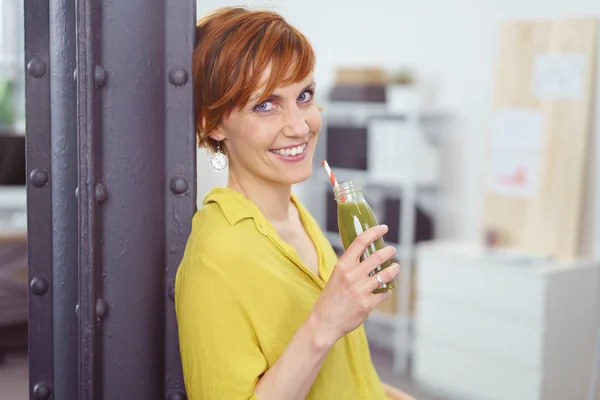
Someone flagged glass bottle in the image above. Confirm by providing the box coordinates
[333,181,397,293]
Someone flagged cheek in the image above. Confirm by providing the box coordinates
[229,121,262,149]
[238,125,276,156]
[305,108,322,134]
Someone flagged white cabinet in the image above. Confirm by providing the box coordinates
[413,240,600,400]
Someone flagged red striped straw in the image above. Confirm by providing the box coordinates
[322,160,338,187]
[322,160,346,202]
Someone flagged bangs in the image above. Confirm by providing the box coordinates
[249,26,316,106]
[208,15,316,113]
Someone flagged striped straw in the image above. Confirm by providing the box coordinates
[322,160,346,202]
[322,160,338,187]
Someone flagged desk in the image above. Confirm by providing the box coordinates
[413,240,600,400]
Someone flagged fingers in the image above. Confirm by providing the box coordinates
[357,245,396,277]
[343,225,389,263]
[366,263,401,293]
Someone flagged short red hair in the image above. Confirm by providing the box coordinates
[193,7,316,152]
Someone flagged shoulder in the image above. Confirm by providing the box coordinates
[174,209,247,314]
[175,196,271,294]
[180,205,253,272]
[186,187,262,256]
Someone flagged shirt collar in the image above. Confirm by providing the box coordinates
[202,187,301,235]
[203,187,257,226]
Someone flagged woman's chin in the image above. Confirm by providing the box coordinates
[279,164,313,185]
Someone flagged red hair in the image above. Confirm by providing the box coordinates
[193,7,316,152]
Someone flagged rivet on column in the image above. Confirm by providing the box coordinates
[30,277,49,296]
[27,57,47,78]
[95,183,108,203]
[168,67,189,87]
[33,382,52,400]
[94,65,107,87]
[167,390,187,400]
[95,298,109,319]
[29,169,48,187]
[170,176,189,195]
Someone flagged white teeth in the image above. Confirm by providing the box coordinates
[273,143,307,156]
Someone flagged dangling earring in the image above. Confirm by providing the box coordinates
[208,141,228,172]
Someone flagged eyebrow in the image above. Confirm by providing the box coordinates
[248,81,316,105]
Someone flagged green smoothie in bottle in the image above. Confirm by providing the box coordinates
[333,180,397,293]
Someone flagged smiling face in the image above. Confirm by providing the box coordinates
[209,65,322,186]
[193,7,320,186]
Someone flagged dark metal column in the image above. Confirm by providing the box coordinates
[25,0,54,399]
[96,0,167,396]
[74,0,197,399]
[50,0,79,398]
[75,0,101,398]
[27,0,197,398]
[164,1,198,398]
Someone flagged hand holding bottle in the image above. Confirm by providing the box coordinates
[310,224,401,347]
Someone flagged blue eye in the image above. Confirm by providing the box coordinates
[254,101,274,113]
[298,90,314,103]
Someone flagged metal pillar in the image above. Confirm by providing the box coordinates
[50,0,79,398]
[25,0,197,398]
[25,0,54,398]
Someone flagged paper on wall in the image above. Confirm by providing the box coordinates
[487,152,539,197]
[532,53,586,99]
[493,109,543,151]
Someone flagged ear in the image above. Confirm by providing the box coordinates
[207,124,225,142]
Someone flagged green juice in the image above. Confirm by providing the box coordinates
[336,189,397,294]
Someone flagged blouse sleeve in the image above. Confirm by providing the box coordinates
[175,254,268,400]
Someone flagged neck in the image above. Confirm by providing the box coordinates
[227,166,293,223]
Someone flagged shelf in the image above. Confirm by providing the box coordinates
[322,102,446,123]
[0,126,24,136]
[0,187,26,210]
[315,167,438,189]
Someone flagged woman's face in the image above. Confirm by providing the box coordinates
[210,66,322,186]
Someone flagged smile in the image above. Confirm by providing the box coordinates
[269,142,308,157]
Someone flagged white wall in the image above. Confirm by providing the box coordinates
[196,0,600,259]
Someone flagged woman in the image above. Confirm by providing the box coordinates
[175,6,412,400]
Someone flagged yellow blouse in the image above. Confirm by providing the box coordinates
[175,187,390,399]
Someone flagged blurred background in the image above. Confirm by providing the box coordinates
[2,0,600,399]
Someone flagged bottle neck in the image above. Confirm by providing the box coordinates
[333,181,364,203]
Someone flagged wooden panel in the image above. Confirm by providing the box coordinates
[481,18,597,260]
[334,67,386,85]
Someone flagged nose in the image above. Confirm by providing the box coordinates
[283,105,310,137]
